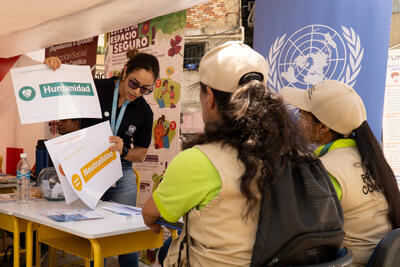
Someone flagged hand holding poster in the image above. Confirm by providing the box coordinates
[59,129,123,209]
[10,64,101,124]
[45,122,122,208]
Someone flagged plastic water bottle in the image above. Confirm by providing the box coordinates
[16,153,30,203]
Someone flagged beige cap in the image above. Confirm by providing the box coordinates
[199,41,268,93]
[280,80,367,136]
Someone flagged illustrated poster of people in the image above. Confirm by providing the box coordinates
[104,10,186,266]
[104,12,184,205]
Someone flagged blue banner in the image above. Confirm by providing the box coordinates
[254,0,393,139]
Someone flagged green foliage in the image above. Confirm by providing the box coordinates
[151,10,186,34]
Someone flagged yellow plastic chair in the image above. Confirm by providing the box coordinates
[134,169,140,204]
[169,228,179,240]
[1,230,6,254]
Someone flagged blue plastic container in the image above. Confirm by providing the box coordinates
[35,139,49,179]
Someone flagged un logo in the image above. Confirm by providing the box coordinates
[266,25,364,92]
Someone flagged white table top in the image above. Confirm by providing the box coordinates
[0,199,149,239]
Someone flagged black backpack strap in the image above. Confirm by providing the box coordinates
[177,214,190,266]
[250,192,273,267]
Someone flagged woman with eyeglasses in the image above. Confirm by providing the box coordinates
[45,49,159,267]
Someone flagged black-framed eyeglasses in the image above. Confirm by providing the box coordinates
[128,79,153,95]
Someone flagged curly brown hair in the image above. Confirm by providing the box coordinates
[184,79,313,217]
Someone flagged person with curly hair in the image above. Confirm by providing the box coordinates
[142,41,314,266]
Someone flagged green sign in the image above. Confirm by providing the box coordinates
[39,82,94,98]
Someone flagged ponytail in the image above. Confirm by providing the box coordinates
[355,121,400,228]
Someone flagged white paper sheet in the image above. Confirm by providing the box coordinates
[45,121,122,208]
[59,126,123,209]
[10,64,101,124]
[102,203,142,216]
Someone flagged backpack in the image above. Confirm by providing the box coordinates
[250,157,345,267]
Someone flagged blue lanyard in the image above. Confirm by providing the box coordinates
[110,80,129,136]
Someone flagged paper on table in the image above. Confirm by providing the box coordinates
[0,194,16,203]
[45,121,120,205]
[58,123,122,209]
[102,203,142,216]
[10,64,101,124]
[39,209,103,222]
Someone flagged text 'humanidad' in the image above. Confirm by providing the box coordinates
[39,82,94,97]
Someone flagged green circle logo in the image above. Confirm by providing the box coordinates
[19,86,36,101]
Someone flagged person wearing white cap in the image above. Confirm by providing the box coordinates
[142,41,314,266]
[280,80,400,266]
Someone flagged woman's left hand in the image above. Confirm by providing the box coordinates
[109,136,124,154]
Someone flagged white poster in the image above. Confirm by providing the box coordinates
[10,64,101,124]
[60,129,122,209]
[45,122,122,208]
[383,49,400,186]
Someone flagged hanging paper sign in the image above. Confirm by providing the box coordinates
[45,36,98,77]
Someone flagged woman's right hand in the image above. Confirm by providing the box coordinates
[44,56,62,71]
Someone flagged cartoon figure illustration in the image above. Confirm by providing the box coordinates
[154,117,164,149]
[152,115,177,149]
[152,161,168,192]
[392,72,399,83]
[161,81,170,101]
[161,115,170,149]
[153,67,181,108]
[156,80,169,108]
[170,85,176,108]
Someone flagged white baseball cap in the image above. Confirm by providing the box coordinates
[199,41,268,93]
[280,80,367,136]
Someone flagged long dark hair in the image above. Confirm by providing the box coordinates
[355,121,400,228]
[184,75,313,217]
[120,49,160,80]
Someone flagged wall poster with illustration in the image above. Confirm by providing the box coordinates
[104,11,186,266]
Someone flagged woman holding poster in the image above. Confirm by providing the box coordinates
[45,49,159,267]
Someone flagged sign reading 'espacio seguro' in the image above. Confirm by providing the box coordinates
[10,64,101,124]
